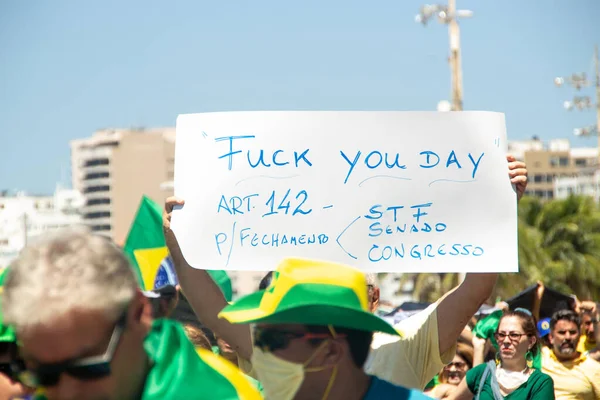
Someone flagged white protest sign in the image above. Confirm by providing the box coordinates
[171,111,518,273]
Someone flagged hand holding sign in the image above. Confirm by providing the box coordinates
[171,111,518,273]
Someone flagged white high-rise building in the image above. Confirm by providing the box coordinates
[0,187,84,268]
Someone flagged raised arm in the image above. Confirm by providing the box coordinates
[437,155,527,355]
[163,197,253,360]
[446,378,475,400]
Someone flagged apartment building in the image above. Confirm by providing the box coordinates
[70,128,175,244]
[508,138,598,200]
[0,187,83,268]
[555,167,600,202]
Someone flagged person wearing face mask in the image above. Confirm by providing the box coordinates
[541,310,600,400]
[218,257,431,400]
[448,309,554,400]
[163,155,529,392]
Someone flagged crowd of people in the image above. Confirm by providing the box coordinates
[0,156,598,399]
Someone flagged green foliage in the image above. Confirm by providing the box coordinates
[401,196,600,303]
[498,195,600,300]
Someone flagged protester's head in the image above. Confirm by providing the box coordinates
[439,343,473,385]
[145,284,179,319]
[580,309,597,345]
[536,317,551,347]
[2,227,154,400]
[595,314,600,345]
[219,258,399,400]
[183,324,212,351]
[549,309,581,361]
[494,309,539,366]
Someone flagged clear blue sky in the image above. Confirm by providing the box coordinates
[1,0,598,194]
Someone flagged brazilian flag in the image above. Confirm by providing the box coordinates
[123,196,233,301]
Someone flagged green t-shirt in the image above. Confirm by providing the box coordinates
[466,363,554,400]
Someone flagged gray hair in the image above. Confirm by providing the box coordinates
[365,273,377,286]
[2,227,138,332]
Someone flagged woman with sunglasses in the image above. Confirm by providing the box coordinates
[448,309,555,400]
[426,343,473,399]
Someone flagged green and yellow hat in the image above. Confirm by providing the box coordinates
[219,258,398,336]
[0,267,16,343]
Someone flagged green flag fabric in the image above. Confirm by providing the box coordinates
[142,319,261,399]
[473,309,503,349]
[123,196,233,301]
[207,270,233,302]
[123,196,166,285]
[0,267,16,343]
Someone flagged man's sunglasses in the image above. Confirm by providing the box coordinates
[18,311,127,387]
[253,327,343,352]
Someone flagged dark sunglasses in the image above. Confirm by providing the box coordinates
[0,359,26,381]
[253,327,341,352]
[18,311,127,388]
[444,361,467,370]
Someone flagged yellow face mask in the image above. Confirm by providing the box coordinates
[251,340,338,400]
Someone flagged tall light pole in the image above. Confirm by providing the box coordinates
[416,1,473,111]
[555,45,600,164]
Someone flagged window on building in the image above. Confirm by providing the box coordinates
[550,157,559,167]
[83,185,110,194]
[83,172,110,180]
[534,190,544,197]
[545,191,554,199]
[533,174,543,183]
[559,157,569,166]
[84,158,110,167]
[84,211,111,219]
[86,198,111,206]
[91,224,111,232]
[546,174,554,183]
[575,159,587,167]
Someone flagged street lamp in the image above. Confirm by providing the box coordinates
[554,45,600,141]
[416,1,473,111]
